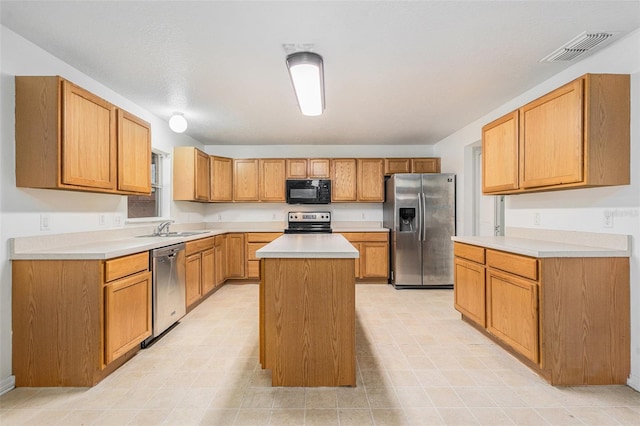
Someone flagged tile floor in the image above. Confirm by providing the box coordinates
[1,283,640,425]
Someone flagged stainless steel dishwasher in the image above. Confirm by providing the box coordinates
[142,243,186,347]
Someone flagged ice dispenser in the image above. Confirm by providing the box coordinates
[399,208,416,232]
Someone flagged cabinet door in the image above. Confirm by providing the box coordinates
[331,159,357,201]
[453,258,486,327]
[482,111,519,193]
[259,159,286,202]
[308,158,330,178]
[361,242,388,278]
[357,159,384,202]
[201,248,215,294]
[411,158,441,174]
[210,156,233,201]
[194,149,210,201]
[520,79,583,189]
[226,233,246,278]
[286,159,308,179]
[214,235,227,286]
[117,110,151,194]
[247,242,267,279]
[352,242,361,278]
[384,158,411,175]
[486,269,539,363]
[185,254,202,308]
[233,159,260,201]
[104,271,152,364]
[62,80,117,190]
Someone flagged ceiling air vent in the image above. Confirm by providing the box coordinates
[540,31,617,62]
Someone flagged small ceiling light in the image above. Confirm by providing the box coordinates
[169,113,188,133]
[286,52,325,116]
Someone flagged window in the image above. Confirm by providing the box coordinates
[127,151,164,219]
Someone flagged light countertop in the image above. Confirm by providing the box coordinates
[452,235,631,258]
[256,234,359,259]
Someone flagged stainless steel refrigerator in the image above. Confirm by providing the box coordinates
[383,174,456,288]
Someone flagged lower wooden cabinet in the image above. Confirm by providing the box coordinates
[12,251,152,387]
[340,232,389,282]
[185,237,216,310]
[226,233,246,278]
[214,234,227,286]
[453,241,630,385]
[104,270,152,364]
[246,232,283,279]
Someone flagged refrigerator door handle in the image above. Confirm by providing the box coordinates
[417,192,423,242]
[420,192,427,242]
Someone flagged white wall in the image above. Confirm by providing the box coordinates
[0,26,207,391]
[433,29,640,389]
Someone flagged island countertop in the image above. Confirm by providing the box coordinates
[255,234,359,259]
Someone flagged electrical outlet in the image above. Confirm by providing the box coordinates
[113,213,123,227]
[534,212,541,226]
[361,213,366,220]
[98,213,106,227]
[217,214,222,221]
[40,214,51,231]
[603,210,614,228]
[272,213,277,220]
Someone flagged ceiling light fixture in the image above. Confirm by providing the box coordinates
[169,113,188,133]
[286,52,325,116]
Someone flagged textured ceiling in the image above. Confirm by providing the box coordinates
[2,1,639,145]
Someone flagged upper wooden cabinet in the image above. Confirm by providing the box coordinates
[15,76,151,195]
[259,159,286,202]
[483,74,630,195]
[117,110,151,194]
[210,156,233,202]
[173,146,210,201]
[308,159,331,178]
[331,159,358,201]
[233,159,260,201]
[357,159,384,202]
[482,111,519,193]
[384,158,411,175]
[384,158,441,175]
[286,159,308,179]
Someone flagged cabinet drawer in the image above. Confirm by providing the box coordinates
[105,252,149,282]
[247,242,269,261]
[340,232,389,243]
[486,250,538,281]
[246,232,283,243]
[185,236,215,256]
[453,243,485,264]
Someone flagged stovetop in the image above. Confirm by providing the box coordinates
[285,211,332,234]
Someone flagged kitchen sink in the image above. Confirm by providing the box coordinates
[136,231,209,238]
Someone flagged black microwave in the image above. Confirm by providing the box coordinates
[286,179,331,204]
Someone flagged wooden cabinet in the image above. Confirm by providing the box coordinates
[13,251,151,387]
[233,159,260,201]
[331,159,357,201]
[453,243,486,327]
[308,158,331,178]
[259,159,286,202]
[286,159,308,178]
[173,146,210,201]
[117,109,152,194]
[384,158,441,175]
[226,233,246,278]
[103,253,151,365]
[411,158,441,173]
[214,234,227,286]
[210,156,233,201]
[357,158,384,202]
[340,232,389,282]
[185,237,216,310]
[482,111,519,193]
[483,74,629,195]
[246,232,283,279]
[453,241,630,385]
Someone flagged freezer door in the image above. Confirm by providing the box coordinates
[421,174,456,286]
[389,174,422,286]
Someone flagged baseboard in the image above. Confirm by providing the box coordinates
[627,373,640,392]
[0,375,15,396]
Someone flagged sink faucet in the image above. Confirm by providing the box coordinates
[155,220,174,235]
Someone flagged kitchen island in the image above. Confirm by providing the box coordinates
[256,234,359,387]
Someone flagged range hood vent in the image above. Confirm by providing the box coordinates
[540,31,618,62]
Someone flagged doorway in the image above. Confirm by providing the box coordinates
[472,146,504,236]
